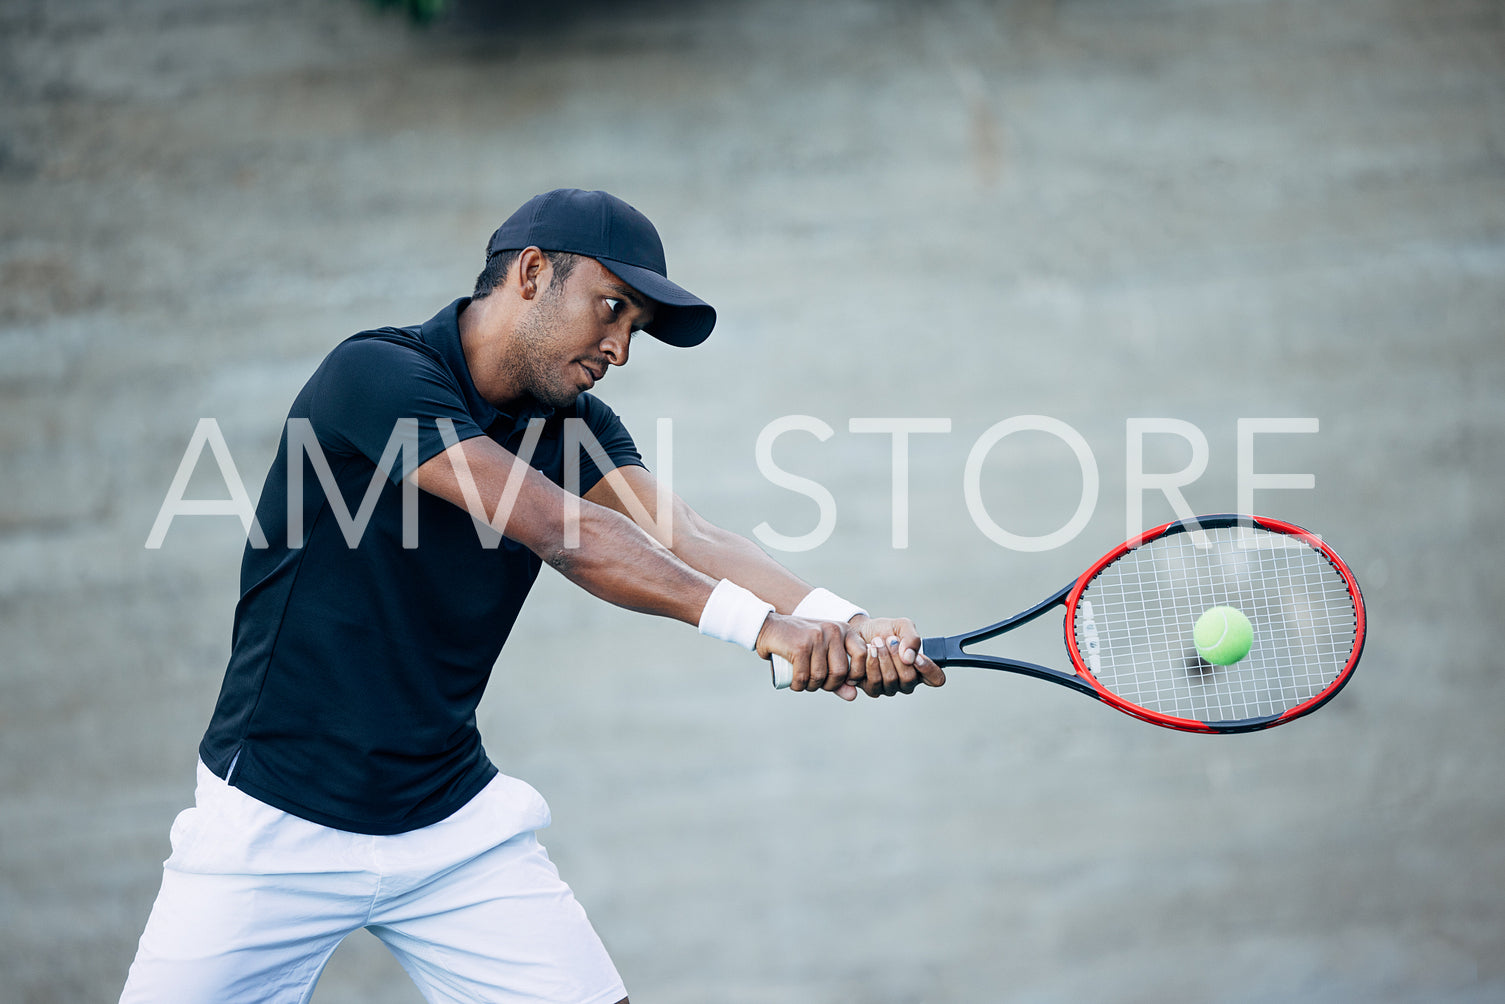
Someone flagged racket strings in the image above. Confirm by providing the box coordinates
[1073,526,1358,724]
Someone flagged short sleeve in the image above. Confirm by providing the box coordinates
[306,334,485,483]
[570,392,645,496]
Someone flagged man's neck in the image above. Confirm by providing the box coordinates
[457,295,527,412]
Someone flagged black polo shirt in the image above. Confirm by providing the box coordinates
[199,298,644,835]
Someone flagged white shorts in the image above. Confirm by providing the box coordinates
[120,761,626,1004]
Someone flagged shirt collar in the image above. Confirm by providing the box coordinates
[419,297,556,434]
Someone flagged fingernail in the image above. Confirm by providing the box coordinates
[886,637,899,648]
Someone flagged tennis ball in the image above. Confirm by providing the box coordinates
[1194,606,1253,665]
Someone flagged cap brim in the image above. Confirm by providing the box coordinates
[596,257,716,348]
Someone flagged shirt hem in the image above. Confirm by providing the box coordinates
[215,758,500,836]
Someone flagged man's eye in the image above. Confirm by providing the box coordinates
[605,298,623,315]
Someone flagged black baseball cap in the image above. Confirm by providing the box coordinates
[486,188,716,347]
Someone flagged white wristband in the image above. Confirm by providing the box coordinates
[792,587,867,625]
[698,579,775,651]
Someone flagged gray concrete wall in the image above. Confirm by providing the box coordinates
[2,0,1501,1000]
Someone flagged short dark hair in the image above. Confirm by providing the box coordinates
[473,248,583,300]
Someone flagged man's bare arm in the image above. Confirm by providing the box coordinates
[582,466,814,614]
[411,437,848,676]
[414,437,713,622]
[584,465,945,697]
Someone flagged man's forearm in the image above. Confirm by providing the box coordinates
[668,518,822,616]
[415,438,716,626]
[547,504,717,624]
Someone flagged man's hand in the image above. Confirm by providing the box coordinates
[846,616,946,698]
[756,613,947,701]
[755,614,866,701]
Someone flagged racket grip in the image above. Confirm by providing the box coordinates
[774,643,940,690]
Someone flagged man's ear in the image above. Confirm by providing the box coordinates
[514,247,549,301]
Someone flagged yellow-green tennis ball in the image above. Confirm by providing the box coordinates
[1194,606,1253,665]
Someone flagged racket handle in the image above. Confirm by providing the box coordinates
[773,642,938,690]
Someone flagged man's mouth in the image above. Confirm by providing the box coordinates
[578,361,605,384]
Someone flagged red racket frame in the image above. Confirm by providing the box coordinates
[920,514,1367,734]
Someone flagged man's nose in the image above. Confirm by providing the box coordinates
[603,330,630,366]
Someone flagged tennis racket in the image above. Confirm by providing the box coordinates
[774,514,1365,734]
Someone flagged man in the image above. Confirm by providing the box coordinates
[121,188,944,1003]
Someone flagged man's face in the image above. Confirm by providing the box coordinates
[512,257,656,409]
